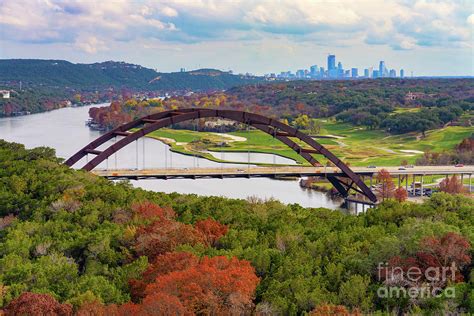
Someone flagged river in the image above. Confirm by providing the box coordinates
[0,104,341,209]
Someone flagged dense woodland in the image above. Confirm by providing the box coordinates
[228,79,474,134]
[0,140,472,314]
[89,78,474,134]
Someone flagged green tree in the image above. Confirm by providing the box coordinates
[338,275,372,311]
[293,114,310,129]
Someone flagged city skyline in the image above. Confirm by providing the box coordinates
[269,54,406,80]
[0,0,473,76]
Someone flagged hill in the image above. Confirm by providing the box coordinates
[0,59,262,91]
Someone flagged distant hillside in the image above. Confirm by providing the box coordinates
[0,59,262,91]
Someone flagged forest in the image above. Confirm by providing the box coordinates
[228,78,474,134]
[88,78,474,135]
[0,140,472,314]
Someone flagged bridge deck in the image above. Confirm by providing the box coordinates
[92,165,474,180]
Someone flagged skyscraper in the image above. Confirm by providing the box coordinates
[337,62,343,78]
[364,69,369,77]
[296,69,305,78]
[379,61,386,78]
[351,68,358,78]
[310,65,318,77]
[327,55,336,71]
[400,69,404,78]
[389,69,396,78]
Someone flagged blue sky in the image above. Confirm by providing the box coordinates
[0,0,472,76]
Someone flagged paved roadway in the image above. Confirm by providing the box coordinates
[92,165,474,180]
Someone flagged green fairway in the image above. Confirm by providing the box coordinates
[145,122,472,167]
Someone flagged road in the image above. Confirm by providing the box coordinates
[92,165,474,180]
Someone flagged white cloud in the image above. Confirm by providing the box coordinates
[74,35,108,54]
[467,14,474,25]
[161,6,178,17]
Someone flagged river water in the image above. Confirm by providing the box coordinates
[0,104,341,209]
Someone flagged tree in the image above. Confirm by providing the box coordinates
[418,232,471,283]
[293,114,310,129]
[338,275,372,311]
[456,137,474,152]
[310,304,360,316]
[361,115,380,130]
[376,169,395,200]
[439,176,465,194]
[76,300,119,316]
[194,218,228,246]
[4,292,73,316]
[131,201,176,220]
[394,187,408,202]
[129,252,199,301]
[133,220,205,260]
[382,232,471,290]
[416,119,435,138]
[144,255,259,315]
[308,119,322,135]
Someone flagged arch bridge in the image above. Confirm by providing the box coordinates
[65,108,378,203]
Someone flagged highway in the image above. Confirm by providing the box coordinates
[92,165,474,180]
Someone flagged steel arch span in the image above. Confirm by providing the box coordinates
[65,108,377,203]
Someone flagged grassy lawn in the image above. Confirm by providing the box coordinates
[145,121,472,167]
[391,107,421,114]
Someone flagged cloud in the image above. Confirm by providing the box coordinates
[0,0,472,53]
[74,35,108,54]
[467,14,474,25]
[161,6,178,17]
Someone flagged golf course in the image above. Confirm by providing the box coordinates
[145,119,473,167]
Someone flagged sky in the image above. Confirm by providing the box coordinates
[0,0,473,76]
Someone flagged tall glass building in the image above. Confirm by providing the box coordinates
[327,55,336,71]
[379,61,386,78]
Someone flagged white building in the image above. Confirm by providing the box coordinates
[0,90,10,99]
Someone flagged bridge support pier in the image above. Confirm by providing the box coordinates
[421,175,424,197]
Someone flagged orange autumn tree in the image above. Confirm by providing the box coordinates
[129,252,199,301]
[439,175,465,194]
[376,169,395,200]
[4,292,73,316]
[131,201,204,259]
[195,218,229,246]
[418,232,471,282]
[131,201,176,220]
[76,300,121,316]
[132,202,229,259]
[394,186,408,202]
[143,255,259,315]
[381,232,471,289]
[310,304,361,316]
